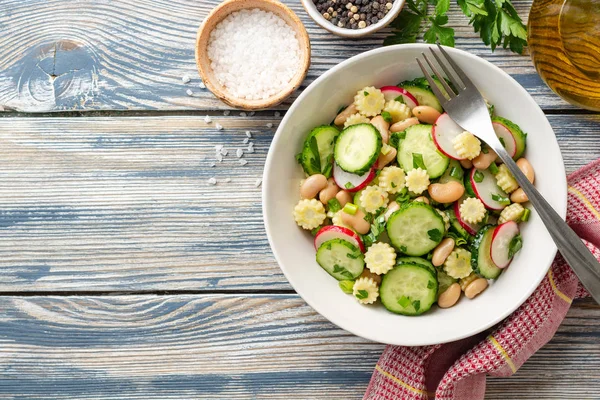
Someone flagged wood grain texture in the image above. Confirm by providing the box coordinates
[0,0,572,112]
[0,294,598,399]
[0,114,598,292]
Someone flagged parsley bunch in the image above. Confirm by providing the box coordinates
[384,0,527,54]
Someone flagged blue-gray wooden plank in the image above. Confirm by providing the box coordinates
[0,295,598,399]
[0,0,571,112]
[0,114,598,291]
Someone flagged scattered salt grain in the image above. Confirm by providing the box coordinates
[215,145,224,151]
[254,179,262,188]
[249,112,255,116]
[220,148,228,156]
[274,111,280,117]
[245,131,252,138]
[207,8,302,100]
[216,154,223,162]
[182,75,191,84]
[199,81,206,89]
[240,112,247,117]
[186,89,194,96]
[208,177,217,185]
[223,110,230,116]
[223,178,232,183]
[209,163,216,167]
[236,148,244,158]
[242,137,250,144]
[239,159,248,166]
[216,123,224,130]
[204,115,212,124]
[266,123,273,128]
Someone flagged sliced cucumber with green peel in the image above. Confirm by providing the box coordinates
[398,124,449,179]
[380,264,438,316]
[398,77,447,113]
[334,124,382,175]
[448,208,472,240]
[471,225,502,279]
[387,202,445,256]
[299,125,340,177]
[316,239,365,281]
[492,116,527,160]
[396,256,435,274]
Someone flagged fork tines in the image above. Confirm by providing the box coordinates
[416,44,474,102]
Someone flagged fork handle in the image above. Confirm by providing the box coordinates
[493,146,600,304]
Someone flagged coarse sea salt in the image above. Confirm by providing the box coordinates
[207,8,301,100]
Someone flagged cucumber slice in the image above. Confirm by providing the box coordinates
[464,172,476,197]
[471,225,502,279]
[439,159,465,185]
[396,256,435,274]
[387,202,445,256]
[492,116,527,160]
[380,264,438,316]
[398,124,449,179]
[448,208,472,240]
[316,239,365,281]
[299,125,340,177]
[334,124,382,175]
[398,85,443,113]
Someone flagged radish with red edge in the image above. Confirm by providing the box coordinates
[493,122,517,158]
[432,113,466,160]
[470,168,509,211]
[314,225,365,253]
[454,197,484,235]
[333,162,375,193]
[491,221,521,268]
[379,86,419,109]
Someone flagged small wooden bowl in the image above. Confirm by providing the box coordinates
[196,0,311,110]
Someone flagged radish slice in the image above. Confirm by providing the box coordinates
[379,86,419,109]
[432,113,466,160]
[333,162,375,193]
[314,225,365,253]
[493,122,517,158]
[470,168,509,211]
[454,197,484,235]
[491,221,520,268]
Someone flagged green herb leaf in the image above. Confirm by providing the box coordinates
[322,162,333,178]
[499,137,506,147]
[345,182,354,190]
[356,289,369,300]
[412,300,421,312]
[508,234,523,258]
[339,280,355,294]
[427,228,443,242]
[488,162,499,175]
[383,1,427,46]
[391,182,397,188]
[394,95,406,104]
[413,153,427,170]
[389,131,406,149]
[491,193,511,205]
[474,170,485,183]
[362,207,387,248]
[364,91,369,96]
[310,227,321,237]
[435,0,450,16]
[427,280,435,289]
[309,136,321,173]
[400,245,408,253]
[398,295,411,308]
[424,16,455,47]
[347,252,360,259]
[381,111,393,123]
[447,231,469,246]
[328,198,342,213]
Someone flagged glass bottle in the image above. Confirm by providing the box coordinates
[528,0,600,111]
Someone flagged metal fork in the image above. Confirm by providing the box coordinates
[417,44,600,304]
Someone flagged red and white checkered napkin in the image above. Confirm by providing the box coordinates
[364,159,600,400]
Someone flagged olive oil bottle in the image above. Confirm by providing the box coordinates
[528,0,600,111]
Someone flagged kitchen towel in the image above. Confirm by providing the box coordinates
[364,159,600,400]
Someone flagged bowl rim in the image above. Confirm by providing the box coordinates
[262,43,567,346]
[195,0,311,110]
[300,0,405,38]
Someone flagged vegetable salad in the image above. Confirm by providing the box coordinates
[293,76,532,316]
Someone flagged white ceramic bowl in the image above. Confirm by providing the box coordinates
[262,44,567,346]
[301,0,405,38]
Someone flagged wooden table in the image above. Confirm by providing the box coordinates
[1,0,599,398]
